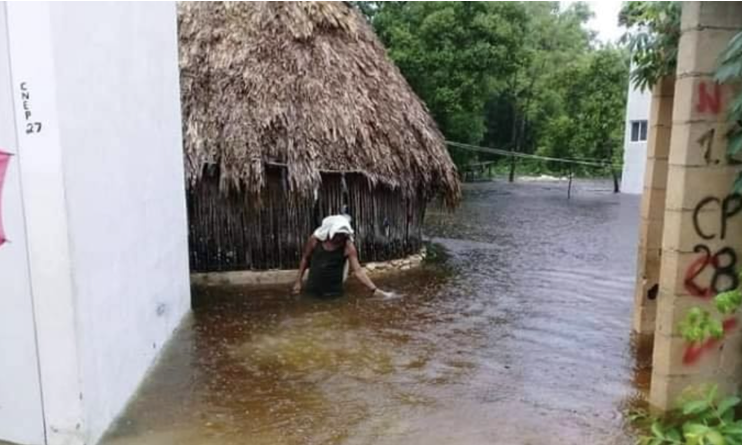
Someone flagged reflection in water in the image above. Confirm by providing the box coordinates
[102,179,649,445]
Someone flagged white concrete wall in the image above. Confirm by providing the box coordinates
[48,2,191,443]
[0,4,46,444]
[5,3,87,444]
[1,2,190,444]
[620,81,652,194]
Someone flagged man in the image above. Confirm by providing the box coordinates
[291,215,392,298]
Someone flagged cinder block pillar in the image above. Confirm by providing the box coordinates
[649,1,741,411]
[634,76,675,334]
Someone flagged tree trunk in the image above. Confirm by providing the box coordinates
[508,74,519,183]
[611,168,620,193]
[510,62,541,183]
[606,143,619,193]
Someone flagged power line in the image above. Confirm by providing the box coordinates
[445,140,621,169]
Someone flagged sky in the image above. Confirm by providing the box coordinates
[561,0,625,44]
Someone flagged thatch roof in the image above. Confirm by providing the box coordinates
[178,2,460,206]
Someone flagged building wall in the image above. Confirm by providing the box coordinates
[4,3,87,443]
[621,82,652,194]
[0,4,46,444]
[48,3,191,442]
[1,2,191,444]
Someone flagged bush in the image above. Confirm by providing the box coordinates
[630,386,741,445]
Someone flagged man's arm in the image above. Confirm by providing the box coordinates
[292,236,317,294]
[346,242,380,294]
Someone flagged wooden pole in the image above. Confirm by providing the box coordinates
[567,165,573,199]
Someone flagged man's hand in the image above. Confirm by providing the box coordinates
[372,289,396,299]
[291,281,302,296]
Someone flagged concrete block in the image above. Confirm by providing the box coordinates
[652,330,724,377]
[649,160,669,190]
[719,323,741,371]
[681,1,742,32]
[672,76,736,124]
[658,249,704,297]
[655,294,719,337]
[636,247,662,294]
[640,187,667,220]
[648,125,673,159]
[664,164,741,210]
[634,266,660,335]
[645,248,662,277]
[658,246,740,299]
[668,121,737,167]
[650,92,674,125]
[640,219,665,250]
[652,76,676,99]
[662,207,740,253]
[633,301,658,334]
[641,162,660,196]
[650,370,731,411]
[677,28,741,76]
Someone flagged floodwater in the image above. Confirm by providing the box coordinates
[102,179,651,445]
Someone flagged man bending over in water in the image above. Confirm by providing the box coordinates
[291,215,392,298]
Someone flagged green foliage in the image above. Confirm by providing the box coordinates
[619,1,682,91]
[630,386,742,445]
[537,46,628,175]
[678,307,725,343]
[369,1,528,151]
[356,1,629,174]
[347,1,407,22]
[678,273,741,343]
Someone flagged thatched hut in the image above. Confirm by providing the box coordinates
[178,2,460,273]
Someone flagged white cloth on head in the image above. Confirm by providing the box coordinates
[313,214,354,242]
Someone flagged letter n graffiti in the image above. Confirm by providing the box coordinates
[696,82,722,115]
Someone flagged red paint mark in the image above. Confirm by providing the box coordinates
[0,150,10,247]
[696,82,722,114]
[682,317,737,365]
[722,317,737,331]
[684,247,716,298]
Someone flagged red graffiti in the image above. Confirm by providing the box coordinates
[682,317,737,365]
[684,250,716,298]
[685,195,741,298]
[0,150,10,247]
[696,82,722,114]
[684,245,739,299]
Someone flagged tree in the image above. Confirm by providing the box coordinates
[357,1,630,177]
[363,2,529,166]
[502,1,597,181]
[619,1,682,91]
[352,0,383,21]
[537,46,628,184]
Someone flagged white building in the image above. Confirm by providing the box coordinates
[620,79,652,194]
[0,3,191,445]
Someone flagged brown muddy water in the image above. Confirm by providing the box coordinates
[102,179,651,445]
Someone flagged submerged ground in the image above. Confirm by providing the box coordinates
[102,179,650,445]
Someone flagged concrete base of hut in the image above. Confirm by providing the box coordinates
[190,249,426,287]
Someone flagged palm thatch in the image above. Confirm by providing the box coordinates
[178,1,460,207]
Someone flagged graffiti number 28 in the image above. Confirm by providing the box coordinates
[684,245,739,298]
